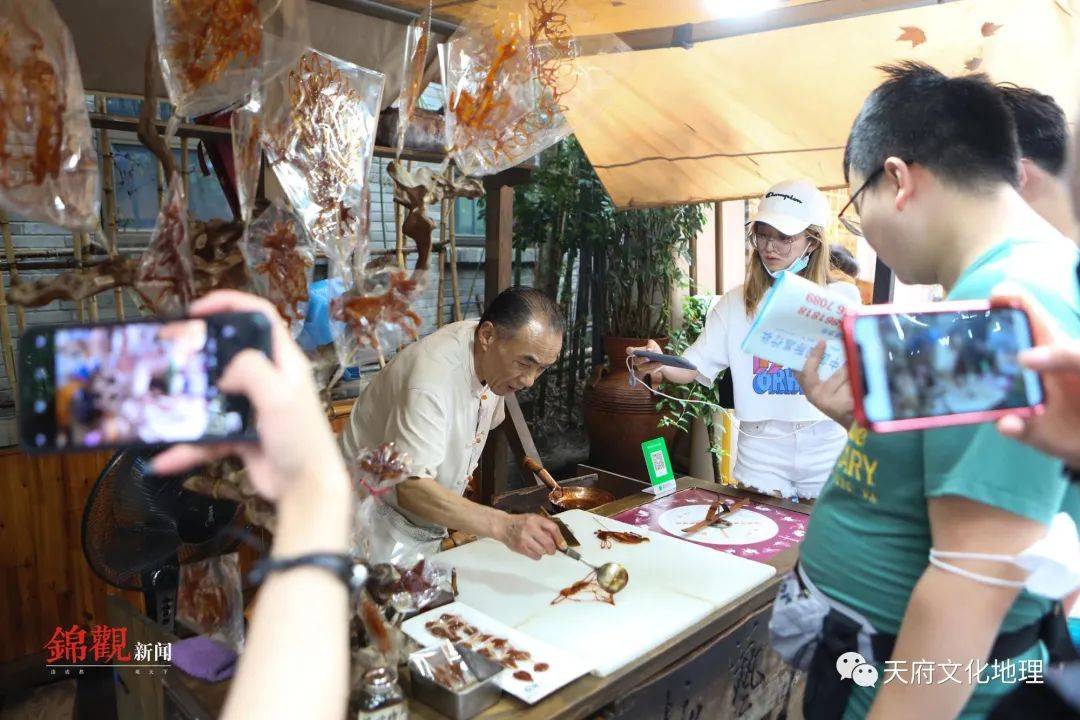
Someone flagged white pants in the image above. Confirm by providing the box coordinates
[732,419,848,500]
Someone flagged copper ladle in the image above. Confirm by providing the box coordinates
[557,547,629,595]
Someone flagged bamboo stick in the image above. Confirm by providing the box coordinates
[96,96,124,320]
[448,195,462,322]
[180,137,190,197]
[72,233,86,321]
[0,209,25,332]
[0,230,17,401]
[436,245,446,327]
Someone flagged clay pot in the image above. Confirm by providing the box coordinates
[583,336,677,481]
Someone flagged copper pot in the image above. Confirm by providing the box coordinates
[549,486,615,511]
[524,456,615,512]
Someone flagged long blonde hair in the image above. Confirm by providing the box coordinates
[743,223,831,318]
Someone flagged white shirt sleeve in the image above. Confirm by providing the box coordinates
[681,294,732,385]
[828,280,863,306]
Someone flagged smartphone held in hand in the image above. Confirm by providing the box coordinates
[842,299,1044,432]
[18,312,272,453]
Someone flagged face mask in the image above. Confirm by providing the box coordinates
[761,248,812,279]
[927,513,1080,600]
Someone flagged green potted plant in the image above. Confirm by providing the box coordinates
[581,202,705,480]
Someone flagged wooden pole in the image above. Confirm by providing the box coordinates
[0,210,25,332]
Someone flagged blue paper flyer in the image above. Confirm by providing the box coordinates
[740,272,855,374]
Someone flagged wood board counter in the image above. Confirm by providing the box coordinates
[409,475,805,720]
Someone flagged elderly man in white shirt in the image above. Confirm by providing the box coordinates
[341,286,566,562]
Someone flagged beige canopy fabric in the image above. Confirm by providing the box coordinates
[560,0,1080,207]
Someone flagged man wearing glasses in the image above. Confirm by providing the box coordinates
[784,63,1080,719]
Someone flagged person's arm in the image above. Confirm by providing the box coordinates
[866,497,1044,720]
[627,295,730,386]
[152,291,352,720]
[396,479,564,560]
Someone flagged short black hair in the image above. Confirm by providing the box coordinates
[479,286,565,335]
[844,62,1020,189]
[998,83,1068,176]
[829,245,859,277]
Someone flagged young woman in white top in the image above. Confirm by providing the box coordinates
[629,179,861,500]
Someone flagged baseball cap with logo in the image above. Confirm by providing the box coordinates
[747,179,830,236]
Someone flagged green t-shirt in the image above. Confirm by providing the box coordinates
[799,234,1080,718]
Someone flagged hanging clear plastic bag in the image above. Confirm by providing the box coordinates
[177,553,245,651]
[441,2,537,177]
[153,0,309,119]
[395,4,432,158]
[442,1,628,176]
[350,444,453,616]
[136,174,194,315]
[231,91,262,224]
[262,49,384,264]
[0,0,99,230]
[240,198,313,335]
[328,245,426,370]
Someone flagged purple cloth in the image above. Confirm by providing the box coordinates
[171,636,238,683]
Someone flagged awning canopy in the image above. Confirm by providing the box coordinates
[559,0,1080,207]
[51,0,1080,207]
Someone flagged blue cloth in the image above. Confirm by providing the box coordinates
[296,278,345,352]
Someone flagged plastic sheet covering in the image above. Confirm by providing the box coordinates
[177,553,245,651]
[153,0,309,119]
[230,91,262,224]
[0,0,99,230]
[136,174,194,315]
[395,4,432,158]
[240,199,313,335]
[262,49,384,264]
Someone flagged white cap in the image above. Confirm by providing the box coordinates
[747,179,829,236]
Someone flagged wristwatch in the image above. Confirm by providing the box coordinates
[249,552,369,593]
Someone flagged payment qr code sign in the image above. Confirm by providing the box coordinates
[641,437,675,485]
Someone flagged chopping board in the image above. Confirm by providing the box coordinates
[430,510,776,677]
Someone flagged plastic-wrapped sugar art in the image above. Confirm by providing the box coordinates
[136,174,194,315]
[230,91,262,224]
[395,4,432,159]
[262,49,384,264]
[241,199,314,336]
[153,0,309,118]
[0,0,99,230]
[440,1,535,177]
[441,0,627,177]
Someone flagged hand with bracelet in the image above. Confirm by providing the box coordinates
[153,290,352,720]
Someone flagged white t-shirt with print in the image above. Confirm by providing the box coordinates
[681,282,862,423]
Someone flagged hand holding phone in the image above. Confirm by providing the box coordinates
[842,299,1044,432]
[992,291,1080,468]
[629,350,698,371]
[152,291,348,502]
